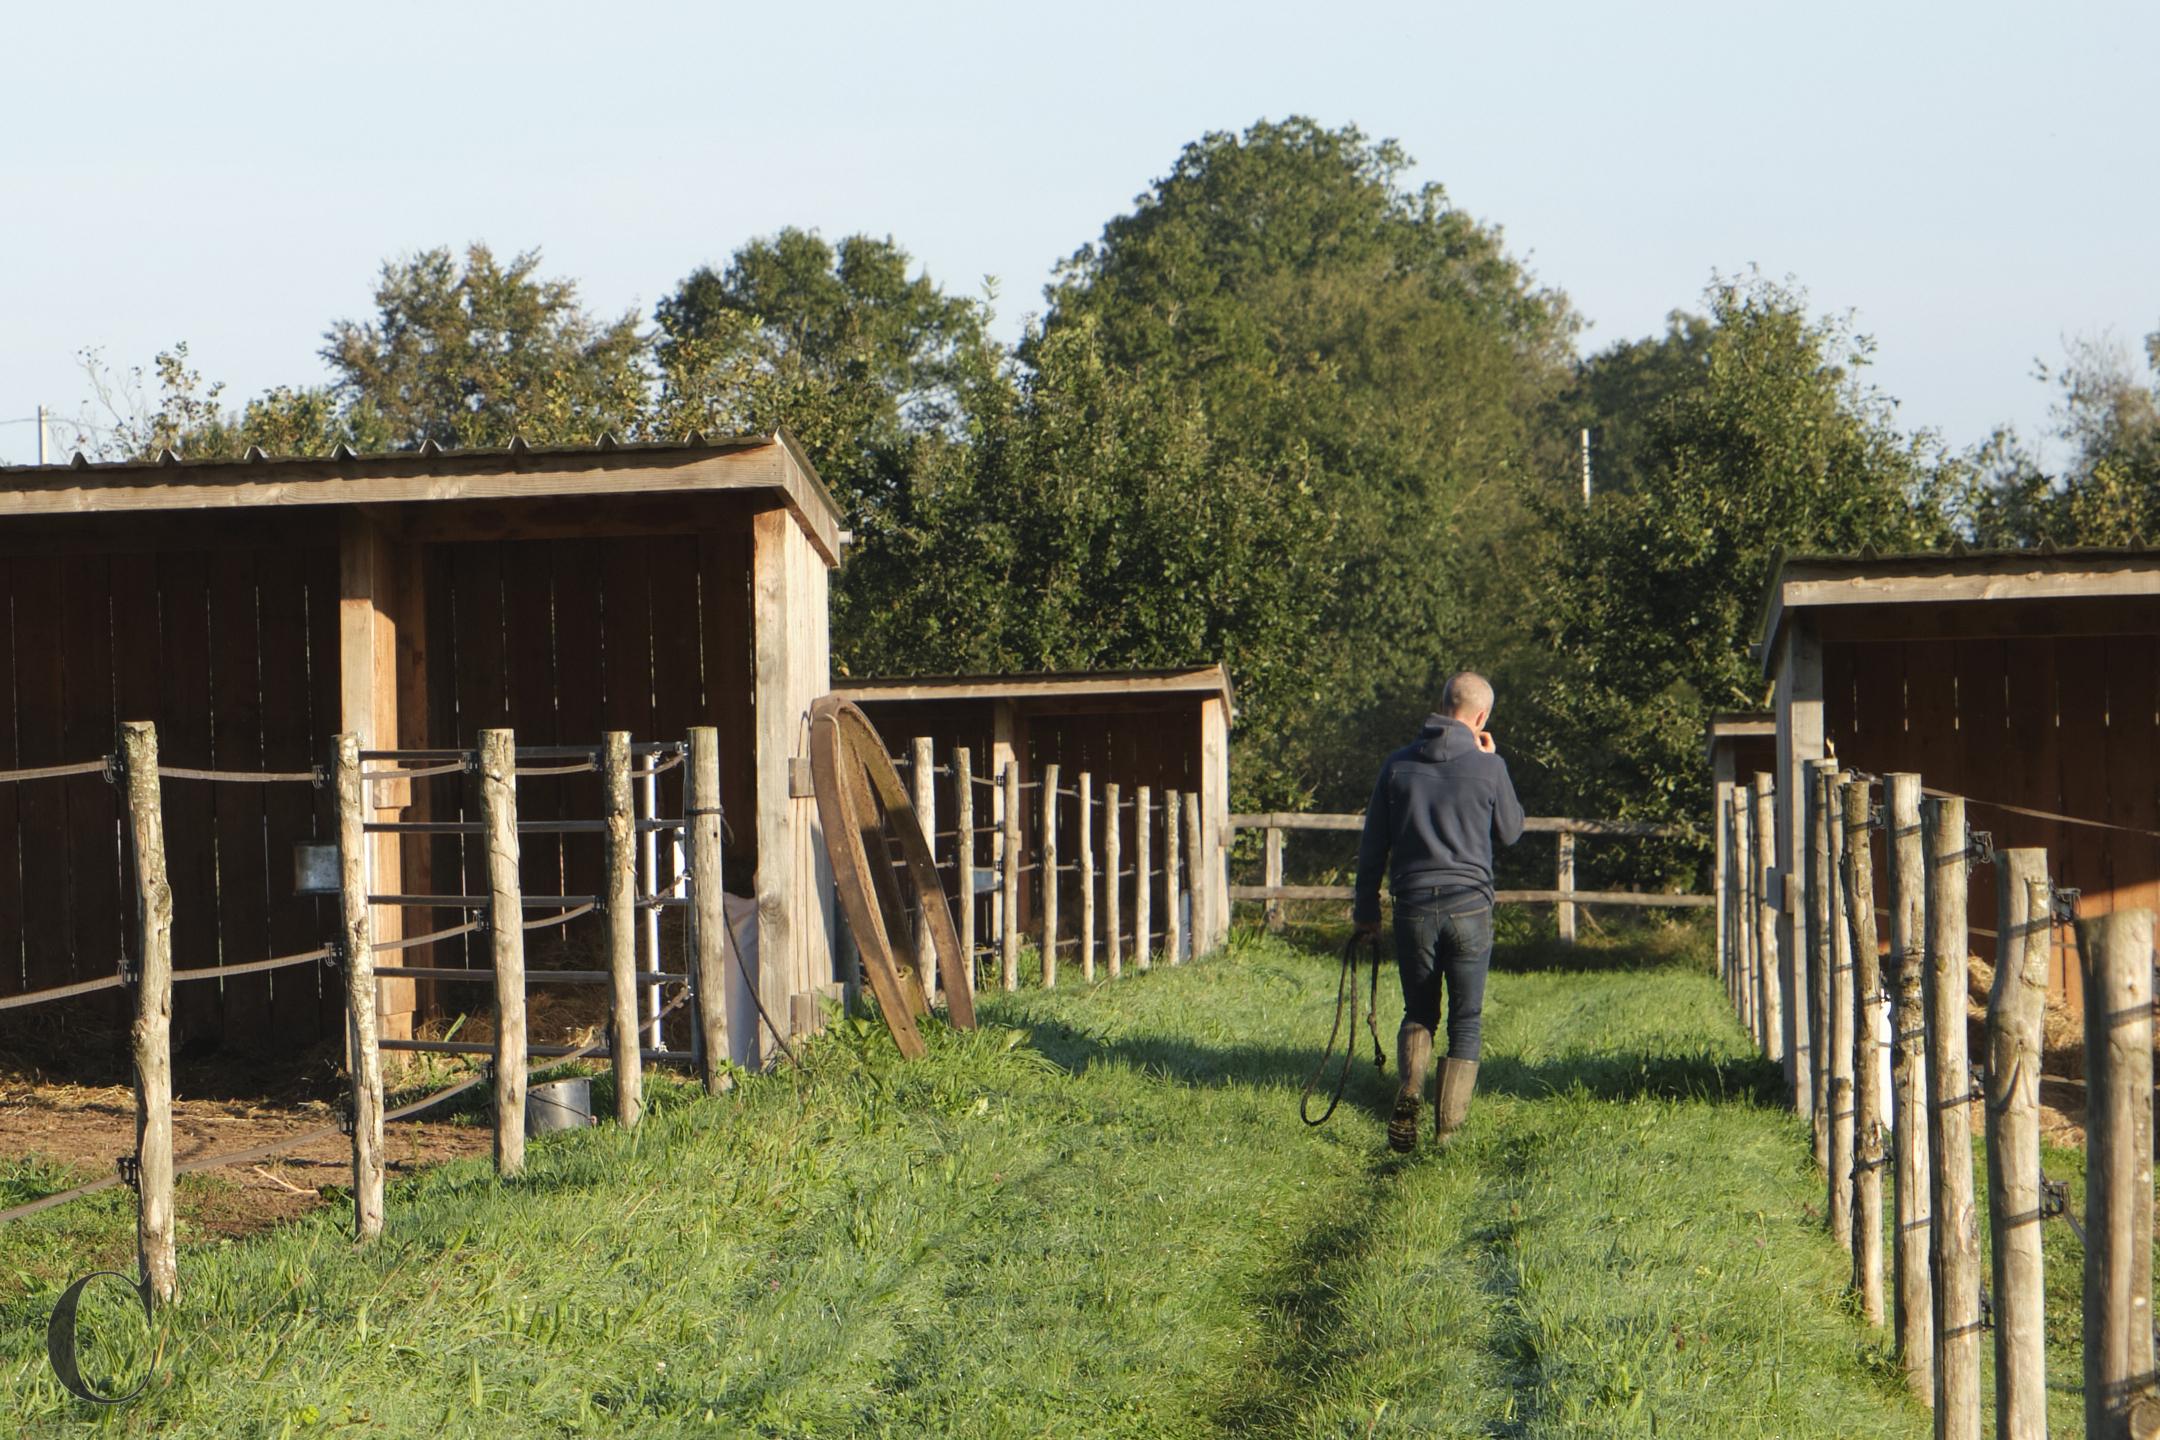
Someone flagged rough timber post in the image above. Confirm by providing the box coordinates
[1105,783,1124,979]
[1041,763,1061,988]
[1822,766,1855,1253]
[1754,772,1781,1060]
[1079,771,1096,982]
[1556,830,1578,944]
[333,734,385,1242]
[1884,772,1933,1401]
[1185,790,1204,958]
[1135,786,1153,971]
[1988,849,2050,1440]
[1808,762,1833,1174]
[1843,776,1886,1328]
[1165,788,1183,964]
[1264,823,1286,934]
[1732,786,1750,1027]
[120,721,177,1300]
[2078,907,2157,1440]
[1001,762,1020,990]
[602,733,641,1127]
[1775,616,1824,1122]
[476,729,527,1177]
[913,736,937,1006]
[686,727,730,1088]
[1922,794,1980,1437]
[954,747,976,996]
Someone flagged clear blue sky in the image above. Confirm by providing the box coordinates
[2,0,2152,467]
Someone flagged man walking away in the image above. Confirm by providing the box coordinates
[1353,672,1524,1153]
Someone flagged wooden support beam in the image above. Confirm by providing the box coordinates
[913,736,937,1007]
[1821,765,1855,1254]
[120,721,177,1301]
[1165,789,1183,965]
[602,733,641,1127]
[687,726,730,1090]
[1001,762,1020,991]
[1922,794,1980,1437]
[1184,790,1204,959]
[1987,848,2050,1440]
[333,734,385,1241]
[477,729,526,1177]
[1808,763,1833,1176]
[1135,787,1153,972]
[1776,615,1824,1119]
[1041,763,1061,989]
[1079,771,1096,982]
[1105,783,1123,980]
[1753,774,1782,1063]
[955,747,976,999]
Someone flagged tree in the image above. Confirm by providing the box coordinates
[1032,118,1580,807]
[1536,275,1951,850]
[322,244,646,449]
[1966,332,2160,547]
[651,230,999,521]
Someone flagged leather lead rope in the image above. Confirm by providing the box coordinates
[1300,933,1388,1126]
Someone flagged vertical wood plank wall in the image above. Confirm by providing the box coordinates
[1818,631,2160,1016]
[0,545,342,1049]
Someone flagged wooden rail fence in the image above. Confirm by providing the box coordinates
[887,737,1217,995]
[1227,811,1709,936]
[1725,760,2160,1436]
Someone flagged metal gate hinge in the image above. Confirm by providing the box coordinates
[114,1155,140,1192]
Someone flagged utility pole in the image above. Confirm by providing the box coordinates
[1580,426,1592,503]
[36,405,47,465]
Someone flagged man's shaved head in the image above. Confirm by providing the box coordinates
[1440,671,1495,721]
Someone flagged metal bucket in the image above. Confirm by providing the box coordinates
[525,1077,592,1135]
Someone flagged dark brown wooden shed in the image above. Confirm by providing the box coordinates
[1759,548,2160,1016]
[0,435,839,1057]
[832,666,1234,953]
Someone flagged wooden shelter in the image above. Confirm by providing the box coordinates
[0,435,839,1053]
[833,666,1234,952]
[1759,547,2160,1016]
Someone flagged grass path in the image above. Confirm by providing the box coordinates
[1,928,1927,1437]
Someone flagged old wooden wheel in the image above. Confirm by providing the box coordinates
[808,695,977,1057]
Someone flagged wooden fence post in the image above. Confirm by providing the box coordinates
[1079,771,1096,982]
[1808,762,1833,1175]
[1001,762,1020,990]
[1724,794,1740,1014]
[1884,772,1933,1401]
[2078,906,2157,1440]
[1105,783,1123,979]
[1922,794,1980,1437]
[1843,776,1886,1328]
[1988,848,2050,1440]
[1753,773,1782,1064]
[476,728,527,1178]
[1738,783,1758,1041]
[1135,786,1153,971]
[602,733,641,1127]
[1185,790,1204,959]
[332,733,385,1243]
[1165,789,1183,964]
[1556,831,1578,944]
[913,736,937,1007]
[686,727,731,1086]
[955,747,976,997]
[119,721,177,1300]
[1264,824,1285,934]
[1822,766,1855,1254]
[1041,763,1061,989]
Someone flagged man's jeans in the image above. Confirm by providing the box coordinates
[1393,896,1495,1062]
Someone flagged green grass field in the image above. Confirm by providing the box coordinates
[2,923,1956,1437]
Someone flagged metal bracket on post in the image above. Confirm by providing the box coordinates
[1965,828,1995,868]
[2051,888,2082,926]
[114,1155,140,1192]
[1867,805,1886,833]
[2039,1177,2067,1219]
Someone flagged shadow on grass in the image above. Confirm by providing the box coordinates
[1019,1015,1784,1117]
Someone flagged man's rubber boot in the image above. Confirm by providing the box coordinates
[1435,1059,1478,1146]
[1388,1025,1432,1153]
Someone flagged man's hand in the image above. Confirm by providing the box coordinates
[1353,919,1384,942]
[1473,728,1496,754]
